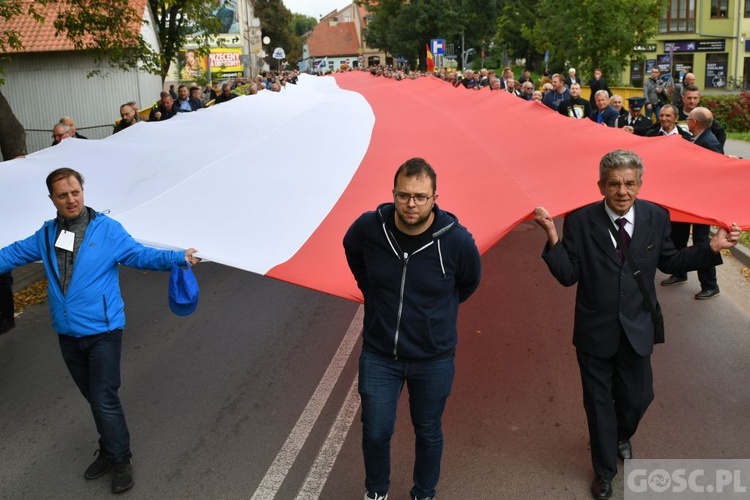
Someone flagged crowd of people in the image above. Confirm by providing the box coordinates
[49,70,301,142]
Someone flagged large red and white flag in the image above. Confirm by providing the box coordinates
[1,72,748,301]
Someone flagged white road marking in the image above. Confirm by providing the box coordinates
[250,305,363,500]
[295,374,360,499]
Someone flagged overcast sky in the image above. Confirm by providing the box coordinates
[283,0,349,19]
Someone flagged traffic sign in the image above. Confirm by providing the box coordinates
[272,47,285,60]
[431,39,446,56]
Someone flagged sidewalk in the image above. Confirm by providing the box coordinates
[724,138,750,159]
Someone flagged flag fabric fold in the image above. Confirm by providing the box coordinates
[1,72,748,302]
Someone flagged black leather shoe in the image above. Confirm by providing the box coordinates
[617,439,632,460]
[591,476,613,500]
[661,275,687,286]
[695,288,720,300]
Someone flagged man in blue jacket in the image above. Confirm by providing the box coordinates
[343,158,482,500]
[0,168,200,494]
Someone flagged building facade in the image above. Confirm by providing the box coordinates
[625,0,749,89]
[301,2,387,73]
[167,0,264,85]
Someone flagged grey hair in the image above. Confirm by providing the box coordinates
[598,150,644,184]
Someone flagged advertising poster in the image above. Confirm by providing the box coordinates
[705,53,728,88]
[210,47,243,75]
[179,50,208,80]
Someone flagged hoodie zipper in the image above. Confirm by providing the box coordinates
[392,241,434,359]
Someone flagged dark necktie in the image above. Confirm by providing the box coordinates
[616,218,631,260]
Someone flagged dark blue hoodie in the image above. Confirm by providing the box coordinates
[343,203,481,360]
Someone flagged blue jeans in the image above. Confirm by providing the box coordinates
[58,330,131,460]
[359,349,455,499]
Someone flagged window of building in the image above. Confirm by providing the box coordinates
[711,0,728,17]
[673,54,694,82]
[659,0,696,33]
[746,0,750,17]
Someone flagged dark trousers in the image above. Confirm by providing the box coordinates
[670,222,717,289]
[577,334,654,479]
[0,271,13,320]
[58,330,132,460]
[358,349,454,499]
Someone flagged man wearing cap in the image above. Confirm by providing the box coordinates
[0,168,200,494]
[618,98,650,134]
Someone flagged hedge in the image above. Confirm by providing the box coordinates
[699,92,750,133]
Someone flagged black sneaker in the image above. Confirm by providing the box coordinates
[84,447,113,480]
[112,459,134,494]
[0,318,15,336]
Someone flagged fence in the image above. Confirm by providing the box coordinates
[0,124,113,161]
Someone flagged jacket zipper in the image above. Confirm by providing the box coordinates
[391,241,434,359]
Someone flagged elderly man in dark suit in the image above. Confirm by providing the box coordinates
[661,107,725,298]
[534,150,741,500]
[590,90,619,127]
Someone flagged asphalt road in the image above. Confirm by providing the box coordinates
[1,220,749,500]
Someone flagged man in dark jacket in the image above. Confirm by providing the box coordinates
[113,103,140,134]
[617,97,650,134]
[174,84,202,112]
[558,83,592,119]
[214,83,237,104]
[661,107,725,298]
[534,150,740,500]
[148,92,178,122]
[588,68,611,110]
[590,90,619,127]
[344,157,481,500]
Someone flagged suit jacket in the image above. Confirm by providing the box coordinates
[693,128,724,154]
[590,106,619,127]
[617,114,651,134]
[644,125,692,140]
[542,200,722,358]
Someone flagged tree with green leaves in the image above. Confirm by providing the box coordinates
[253,0,298,69]
[494,0,540,70]
[289,13,316,38]
[521,0,664,82]
[361,0,469,70]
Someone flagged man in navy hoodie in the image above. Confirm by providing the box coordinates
[0,168,200,494]
[344,157,482,500]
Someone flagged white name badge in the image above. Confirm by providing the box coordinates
[55,230,75,252]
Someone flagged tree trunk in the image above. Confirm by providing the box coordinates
[0,90,27,160]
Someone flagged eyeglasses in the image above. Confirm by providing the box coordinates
[686,117,696,122]
[394,192,434,206]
